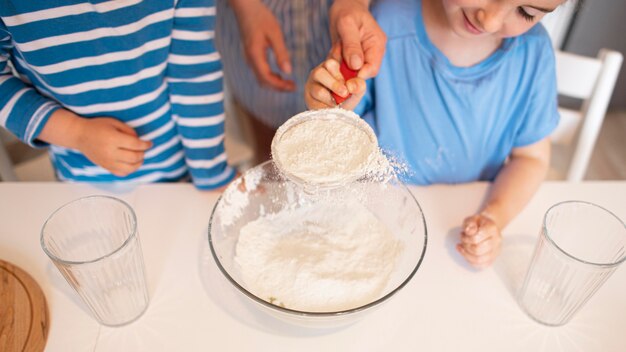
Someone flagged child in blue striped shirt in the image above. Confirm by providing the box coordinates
[0,0,234,189]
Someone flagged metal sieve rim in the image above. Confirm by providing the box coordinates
[271,108,378,189]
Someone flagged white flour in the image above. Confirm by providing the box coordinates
[218,168,263,227]
[221,109,411,313]
[235,200,403,312]
[273,109,379,185]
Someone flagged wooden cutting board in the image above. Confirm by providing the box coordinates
[0,259,49,352]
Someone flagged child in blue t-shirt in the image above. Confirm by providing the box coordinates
[305,0,564,268]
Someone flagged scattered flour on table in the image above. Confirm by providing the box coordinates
[235,200,404,312]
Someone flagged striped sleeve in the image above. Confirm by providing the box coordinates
[0,21,60,147]
[167,0,235,189]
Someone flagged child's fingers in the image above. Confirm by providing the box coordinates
[109,119,152,150]
[456,244,495,268]
[458,213,502,268]
[461,224,501,245]
[108,160,142,177]
[118,133,152,151]
[115,149,145,165]
[339,78,366,110]
[306,83,336,108]
[462,216,479,235]
[114,164,142,177]
[462,215,498,243]
[460,229,488,245]
[338,88,366,110]
[322,59,344,82]
[461,225,488,244]
[312,65,349,99]
[459,236,495,256]
[345,77,366,95]
[110,119,138,136]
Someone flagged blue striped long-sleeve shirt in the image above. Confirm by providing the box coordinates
[0,0,235,188]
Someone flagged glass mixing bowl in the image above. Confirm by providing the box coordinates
[208,161,427,328]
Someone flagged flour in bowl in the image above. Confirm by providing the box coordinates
[235,200,403,312]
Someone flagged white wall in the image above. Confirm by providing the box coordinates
[541,1,576,49]
[564,0,626,109]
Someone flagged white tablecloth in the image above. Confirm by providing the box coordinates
[1,181,624,351]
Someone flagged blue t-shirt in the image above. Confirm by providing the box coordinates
[355,0,560,185]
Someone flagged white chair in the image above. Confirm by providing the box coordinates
[550,49,623,181]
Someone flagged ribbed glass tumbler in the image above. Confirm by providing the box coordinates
[518,201,626,326]
[41,195,150,326]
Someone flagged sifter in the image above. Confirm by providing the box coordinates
[271,108,379,190]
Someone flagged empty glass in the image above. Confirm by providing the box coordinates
[518,201,626,326]
[41,195,150,326]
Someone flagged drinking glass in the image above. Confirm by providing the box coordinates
[41,195,150,326]
[517,200,626,326]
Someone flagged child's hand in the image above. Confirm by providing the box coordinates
[305,58,366,110]
[456,213,502,269]
[75,118,152,177]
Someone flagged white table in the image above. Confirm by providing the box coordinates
[1,181,624,351]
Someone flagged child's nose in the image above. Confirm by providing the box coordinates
[476,5,507,33]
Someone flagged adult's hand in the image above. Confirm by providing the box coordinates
[329,0,386,79]
[230,0,296,91]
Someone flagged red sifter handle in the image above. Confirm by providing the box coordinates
[331,61,358,105]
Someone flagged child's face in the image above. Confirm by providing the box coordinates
[441,0,565,39]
